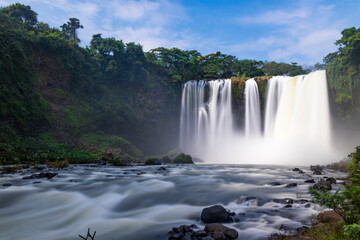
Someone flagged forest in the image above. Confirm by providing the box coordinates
[0,3,359,165]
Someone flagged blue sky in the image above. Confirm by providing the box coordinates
[1,0,360,65]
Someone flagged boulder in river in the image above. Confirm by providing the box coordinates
[312,169,322,175]
[204,223,238,239]
[317,210,343,223]
[310,165,323,172]
[173,153,194,164]
[285,183,297,188]
[326,177,337,184]
[313,179,332,191]
[201,205,233,223]
[304,179,315,183]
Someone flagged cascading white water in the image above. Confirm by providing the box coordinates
[180,79,232,158]
[263,76,286,138]
[180,70,337,165]
[245,78,262,137]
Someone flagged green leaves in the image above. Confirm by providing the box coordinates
[310,146,360,228]
[0,3,37,26]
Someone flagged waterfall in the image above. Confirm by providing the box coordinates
[244,78,261,137]
[179,70,335,165]
[179,79,232,157]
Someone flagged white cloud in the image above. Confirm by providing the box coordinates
[232,2,343,64]
[0,0,8,7]
[109,0,160,21]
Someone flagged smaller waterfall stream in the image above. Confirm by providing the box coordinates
[245,78,262,137]
[180,79,232,157]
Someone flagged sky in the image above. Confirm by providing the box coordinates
[1,0,360,65]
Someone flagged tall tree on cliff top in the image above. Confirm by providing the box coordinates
[0,3,37,26]
[61,18,83,44]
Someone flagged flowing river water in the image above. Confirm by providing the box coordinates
[0,164,346,240]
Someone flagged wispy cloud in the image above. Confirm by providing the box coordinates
[233,2,342,64]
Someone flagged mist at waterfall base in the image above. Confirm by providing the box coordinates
[180,70,344,165]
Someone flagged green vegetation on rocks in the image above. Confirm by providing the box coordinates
[173,153,193,164]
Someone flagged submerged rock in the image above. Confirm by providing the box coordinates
[2,183,12,187]
[269,182,282,186]
[304,179,315,183]
[22,172,58,179]
[292,168,301,171]
[201,205,233,223]
[285,183,297,188]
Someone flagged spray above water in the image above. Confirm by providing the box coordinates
[179,70,337,165]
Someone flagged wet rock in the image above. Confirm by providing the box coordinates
[317,210,343,223]
[295,199,308,204]
[269,182,282,186]
[326,177,337,184]
[201,205,233,223]
[268,233,285,240]
[232,215,241,222]
[285,183,297,188]
[213,231,226,240]
[310,165,323,172]
[284,204,293,208]
[22,172,58,179]
[292,168,301,171]
[173,225,191,234]
[283,198,294,204]
[304,179,315,183]
[194,230,207,237]
[202,237,215,240]
[1,166,21,174]
[244,196,258,201]
[298,170,304,174]
[279,224,298,231]
[304,203,311,208]
[189,224,198,229]
[173,153,194,164]
[168,233,185,240]
[312,169,322,175]
[313,179,332,191]
[158,167,166,171]
[204,223,238,239]
[2,183,11,187]
[33,181,41,184]
[144,158,162,165]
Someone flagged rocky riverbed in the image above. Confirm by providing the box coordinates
[0,164,347,240]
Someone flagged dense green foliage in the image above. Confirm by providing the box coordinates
[310,146,360,239]
[149,48,309,83]
[326,27,360,119]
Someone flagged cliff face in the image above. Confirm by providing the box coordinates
[29,47,181,156]
[231,76,270,130]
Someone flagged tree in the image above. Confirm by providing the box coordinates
[61,18,83,43]
[0,3,37,26]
